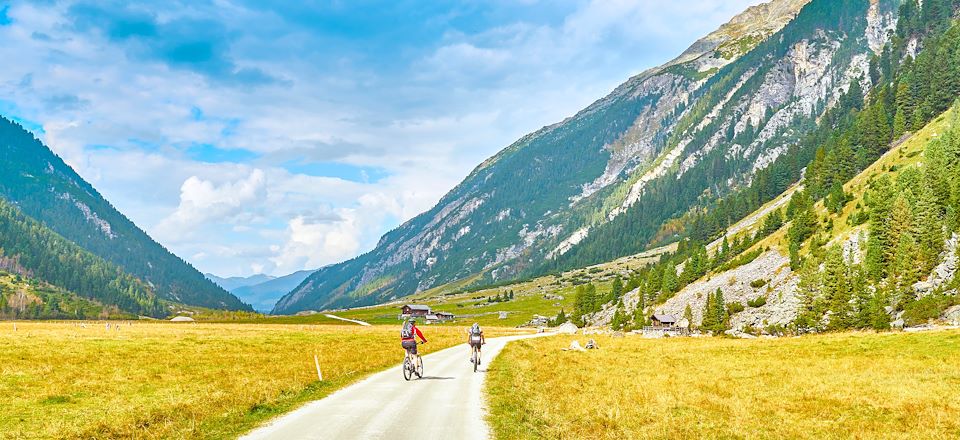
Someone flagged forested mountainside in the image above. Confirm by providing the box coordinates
[0,197,164,318]
[276,0,913,314]
[565,0,960,334]
[0,118,251,311]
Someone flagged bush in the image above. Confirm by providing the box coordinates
[902,294,959,326]
[747,296,768,308]
[727,302,745,314]
[749,279,767,288]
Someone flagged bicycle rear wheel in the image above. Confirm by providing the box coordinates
[403,357,413,381]
[472,346,478,372]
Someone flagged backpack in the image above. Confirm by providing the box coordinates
[401,321,414,339]
[470,323,481,336]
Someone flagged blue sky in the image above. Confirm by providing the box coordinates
[0,0,762,276]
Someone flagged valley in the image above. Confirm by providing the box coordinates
[3,0,960,438]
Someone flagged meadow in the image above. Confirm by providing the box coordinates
[0,321,522,439]
[487,329,960,439]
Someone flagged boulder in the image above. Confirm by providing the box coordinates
[944,305,960,325]
[565,340,586,351]
[557,322,579,334]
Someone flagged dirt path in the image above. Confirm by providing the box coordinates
[322,314,371,326]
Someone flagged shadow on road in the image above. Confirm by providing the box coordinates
[418,376,455,380]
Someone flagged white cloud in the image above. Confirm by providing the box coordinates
[156,169,267,242]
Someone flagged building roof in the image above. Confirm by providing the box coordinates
[403,304,431,311]
[436,311,454,316]
[651,314,677,323]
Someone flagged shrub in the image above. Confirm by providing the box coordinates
[727,302,745,314]
[902,294,959,326]
[749,279,767,288]
[747,296,768,308]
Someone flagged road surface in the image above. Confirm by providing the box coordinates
[241,333,543,440]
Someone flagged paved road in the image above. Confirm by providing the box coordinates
[240,333,543,440]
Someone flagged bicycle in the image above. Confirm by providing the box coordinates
[469,335,484,372]
[403,342,424,381]
[470,343,481,372]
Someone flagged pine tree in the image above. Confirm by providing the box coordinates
[661,265,679,297]
[913,183,944,275]
[823,246,852,330]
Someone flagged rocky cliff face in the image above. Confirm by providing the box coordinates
[275,0,898,314]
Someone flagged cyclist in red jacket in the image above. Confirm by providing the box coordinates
[401,318,427,355]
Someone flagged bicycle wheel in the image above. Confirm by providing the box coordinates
[472,346,478,372]
[403,357,413,381]
[415,355,423,378]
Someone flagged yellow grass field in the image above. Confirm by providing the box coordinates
[487,330,960,439]
[0,321,524,439]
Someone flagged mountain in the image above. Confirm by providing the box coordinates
[0,117,251,311]
[275,0,907,314]
[0,197,163,318]
[231,270,317,313]
[205,270,316,312]
[206,273,277,292]
[573,0,960,333]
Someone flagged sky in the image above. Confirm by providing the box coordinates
[0,0,763,277]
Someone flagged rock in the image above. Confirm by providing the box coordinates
[521,315,550,328]
[565,340,586,351]
[612,331,625,338]
[657,250,799,330]
[944,305,960,325]
[557,322,579,335]
[891,318,904,329]
[912,280,935,296]
[585,339,599,349]
[498,311,508,319]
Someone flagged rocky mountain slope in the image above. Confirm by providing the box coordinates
[0,117,251,311]
[276,0,903,314]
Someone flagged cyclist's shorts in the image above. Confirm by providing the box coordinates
[401,339,418,355]
[469,335,482,347]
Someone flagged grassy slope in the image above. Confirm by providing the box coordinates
[487,329,960,439]
[0,322,523,439]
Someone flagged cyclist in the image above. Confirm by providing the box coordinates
[401,318,427,356]
[467,322,485,364]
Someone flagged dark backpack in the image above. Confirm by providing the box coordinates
[401,321,414,338]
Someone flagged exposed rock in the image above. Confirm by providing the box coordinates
[918,233,959,297]
[944,305,960,325]
[565,340,586,352]
[658,250,799,331]
[557,322,579,335]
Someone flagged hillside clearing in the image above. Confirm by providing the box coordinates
[487,330,960,439]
